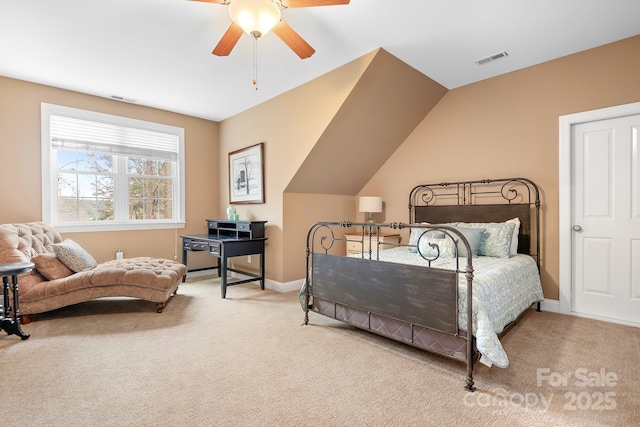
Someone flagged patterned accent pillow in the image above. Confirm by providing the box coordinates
[32,253,74,280]
[457,221,516,258]
[52,239,98,272]
[450,226,486,257]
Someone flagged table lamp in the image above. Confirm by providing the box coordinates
[359,196,383,225]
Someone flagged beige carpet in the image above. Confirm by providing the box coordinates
[1,278,638,426]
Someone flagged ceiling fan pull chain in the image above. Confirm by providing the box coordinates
[253,34,259,90]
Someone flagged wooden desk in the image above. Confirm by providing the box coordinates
[181,220,267,298]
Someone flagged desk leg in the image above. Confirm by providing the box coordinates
[220,250,228,299]
[260,241,265,290]
[182,248,188,282]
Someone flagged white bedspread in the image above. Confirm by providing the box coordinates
[363,247,544,368]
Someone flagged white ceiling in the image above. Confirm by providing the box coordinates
[1,0,639,122]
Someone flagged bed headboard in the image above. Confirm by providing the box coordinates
[409,178,540,258]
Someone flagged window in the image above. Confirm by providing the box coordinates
[41,103,185,232]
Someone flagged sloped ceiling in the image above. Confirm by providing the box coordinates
[285,49,447,195]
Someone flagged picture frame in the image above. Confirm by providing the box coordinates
[229,142,264,204]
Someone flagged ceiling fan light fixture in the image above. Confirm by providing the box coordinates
[229,0,281,38]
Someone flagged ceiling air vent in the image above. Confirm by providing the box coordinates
[109,94,137,103]
[475,51,509,66]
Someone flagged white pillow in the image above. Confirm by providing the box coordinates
[408,223,429,248]
[418,236,452,258]
[408,223,445,252]
[506,217,521,256]
[52,239,98,273]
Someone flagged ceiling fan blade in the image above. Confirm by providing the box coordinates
[272,20,315,59]
[281,0,349,7]
[212,22,244,56]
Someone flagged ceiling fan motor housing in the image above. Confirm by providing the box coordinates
[203,0,350,58]
[229,0,282,37]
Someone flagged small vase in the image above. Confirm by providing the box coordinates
[226,205,236,220]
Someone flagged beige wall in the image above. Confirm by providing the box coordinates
[0,77,219,267]
[218,51,377,282]
[2,35,639,298]
[360,35,640,299]
[283,193,355,281]
[219,49,447,283]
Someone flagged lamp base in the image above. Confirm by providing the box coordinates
[365,221,378,235]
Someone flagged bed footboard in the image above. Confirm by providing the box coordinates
[303,221,477,391]
[312,253,458,334]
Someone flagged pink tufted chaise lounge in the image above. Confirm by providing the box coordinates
[0,222,187,322]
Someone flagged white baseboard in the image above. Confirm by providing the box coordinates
[536,299,639,327]
[181,278,637,327]
[190,274,567,308]
[184,269,217,280]
[186,270,301,294]
[540,298,560,313]
[265,278,303,293]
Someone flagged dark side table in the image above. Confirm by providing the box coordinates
[0,261,33,340]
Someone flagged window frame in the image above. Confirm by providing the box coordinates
[41,103,186,233]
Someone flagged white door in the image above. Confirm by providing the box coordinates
[572,114,640,324]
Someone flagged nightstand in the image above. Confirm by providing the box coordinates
[344,233,401,255]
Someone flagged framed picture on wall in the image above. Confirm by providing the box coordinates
[229,142,264,204]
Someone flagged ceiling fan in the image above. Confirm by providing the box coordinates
[192,0,350,59]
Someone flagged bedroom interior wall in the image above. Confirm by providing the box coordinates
[283,192,355,282]
[0,76,219,267]
[3,35,638,292]
[218,51,377,283]
[359,34,640,300]
[280,49,447,282]
[223,48,445,284]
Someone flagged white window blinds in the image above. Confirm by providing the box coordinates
[50,114,179,161]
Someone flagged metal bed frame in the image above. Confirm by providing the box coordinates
[303,178,541,391]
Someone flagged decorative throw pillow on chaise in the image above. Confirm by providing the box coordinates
[52,239,98,272]
[31,253,74,280]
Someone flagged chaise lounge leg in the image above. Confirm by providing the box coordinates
[156,302,166,313]
[21,314,33,324]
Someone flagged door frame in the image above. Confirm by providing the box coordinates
[559,101,640,323]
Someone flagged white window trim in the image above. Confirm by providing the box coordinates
[41,103,186,233]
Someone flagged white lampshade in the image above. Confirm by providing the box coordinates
[229,0,281,38]
[359,196,383,214]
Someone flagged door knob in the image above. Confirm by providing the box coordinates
[572,225,583,232]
